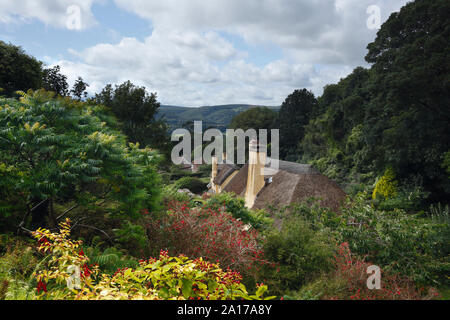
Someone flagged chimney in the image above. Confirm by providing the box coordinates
[245,140,266,208]
[211,156,219,193]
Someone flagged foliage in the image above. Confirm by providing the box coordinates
[204,192,272,230]
[372,167,398,200]
[71,77,89,101]
[298,243,439,300]
[42,65,69,97]
[0,91,162,247]
[276,89,317,160]
[31,219,273,300]
[0,41,43,96]
[146,201,268,278]
[0,237,39,300]
[229,106,277,134]
[364,0,450,201]
[94,81,170,155]
[295,0,450,203]
[174,177,208,194]
[259,214,335,296]
[295,194,450,286]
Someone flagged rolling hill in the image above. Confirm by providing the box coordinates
[157,104,280,132]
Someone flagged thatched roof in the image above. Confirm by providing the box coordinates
[223,163,249,196]
[214,163,239,185]
[253,170,346,212]
[220,160,346,211]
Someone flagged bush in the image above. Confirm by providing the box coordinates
[147,201,268,279]
[0,90,162,245]
[294,194,450,286]
[298,243,439,300]
[0,237,40,300]
[258,214,335,296]
[84,244,139,275]
[31,219,274,300]
[174,177,208,194]
[204,192,272,230]
[372,168,398,200]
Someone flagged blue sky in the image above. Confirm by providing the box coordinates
[0,0,408,107]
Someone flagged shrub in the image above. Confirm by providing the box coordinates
[285,195,450,286]
[147,201,268,278]
[84,245,139,275]
[0,90,162,243]
[372,168,398,200]
[0,237,39,300]
[298,243,439,300]
[31,219,273,300]
[204,192,272,230]
[258,214,335,296]
[174,177,208,194]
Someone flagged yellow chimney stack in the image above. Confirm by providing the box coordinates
[245,140,266,208]
[211,156,219,193]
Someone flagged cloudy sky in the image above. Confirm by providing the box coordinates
[0,0,409,107]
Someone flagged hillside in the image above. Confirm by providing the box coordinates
[157,104,279,132]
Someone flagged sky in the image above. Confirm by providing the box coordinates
[0,0,409,107]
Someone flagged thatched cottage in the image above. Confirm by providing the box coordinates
[210,141,346,211]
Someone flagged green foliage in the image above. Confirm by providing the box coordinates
[363,0,450,201]
[174,177,208,194]
[297,243,439,300]
[277,89,317,160]
[0,237,40,300]
[84,245,139,275]
[372,168,398,200]
[298,194,449,286]
[71,77,89,101]
[32,221,273,300]
[95,81,170,155]
[296,0,450,203]
[259,214,335,295]
[0,41,43,96]
[229,107,277,133]
[0,91,162,244]
[42,65,69,97]
[205,193,272,230]
[159,104,278,133]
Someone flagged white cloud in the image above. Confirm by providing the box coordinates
[55,28,327,106]
[35,0,409,106]
[0,0,97,30]
[113,0,409,66]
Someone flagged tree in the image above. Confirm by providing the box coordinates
[277,89,317,160]
[0,41,43,96]
[0,90,162,243]
[71,77,89,101]
[95,81,170,155]
[229,107,277,132]
[42,65,69,97]
[364,0,450,201]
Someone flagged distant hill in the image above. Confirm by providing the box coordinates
[157,104,280,132]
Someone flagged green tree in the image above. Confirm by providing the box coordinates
[0,90,162,247]
[277,89,317,160]
[42,65,69,97]
[229,107,277,132]
[95,81,170,155]
[364,0,450,201]
[71,77,89,101]
[0,41,43,96]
